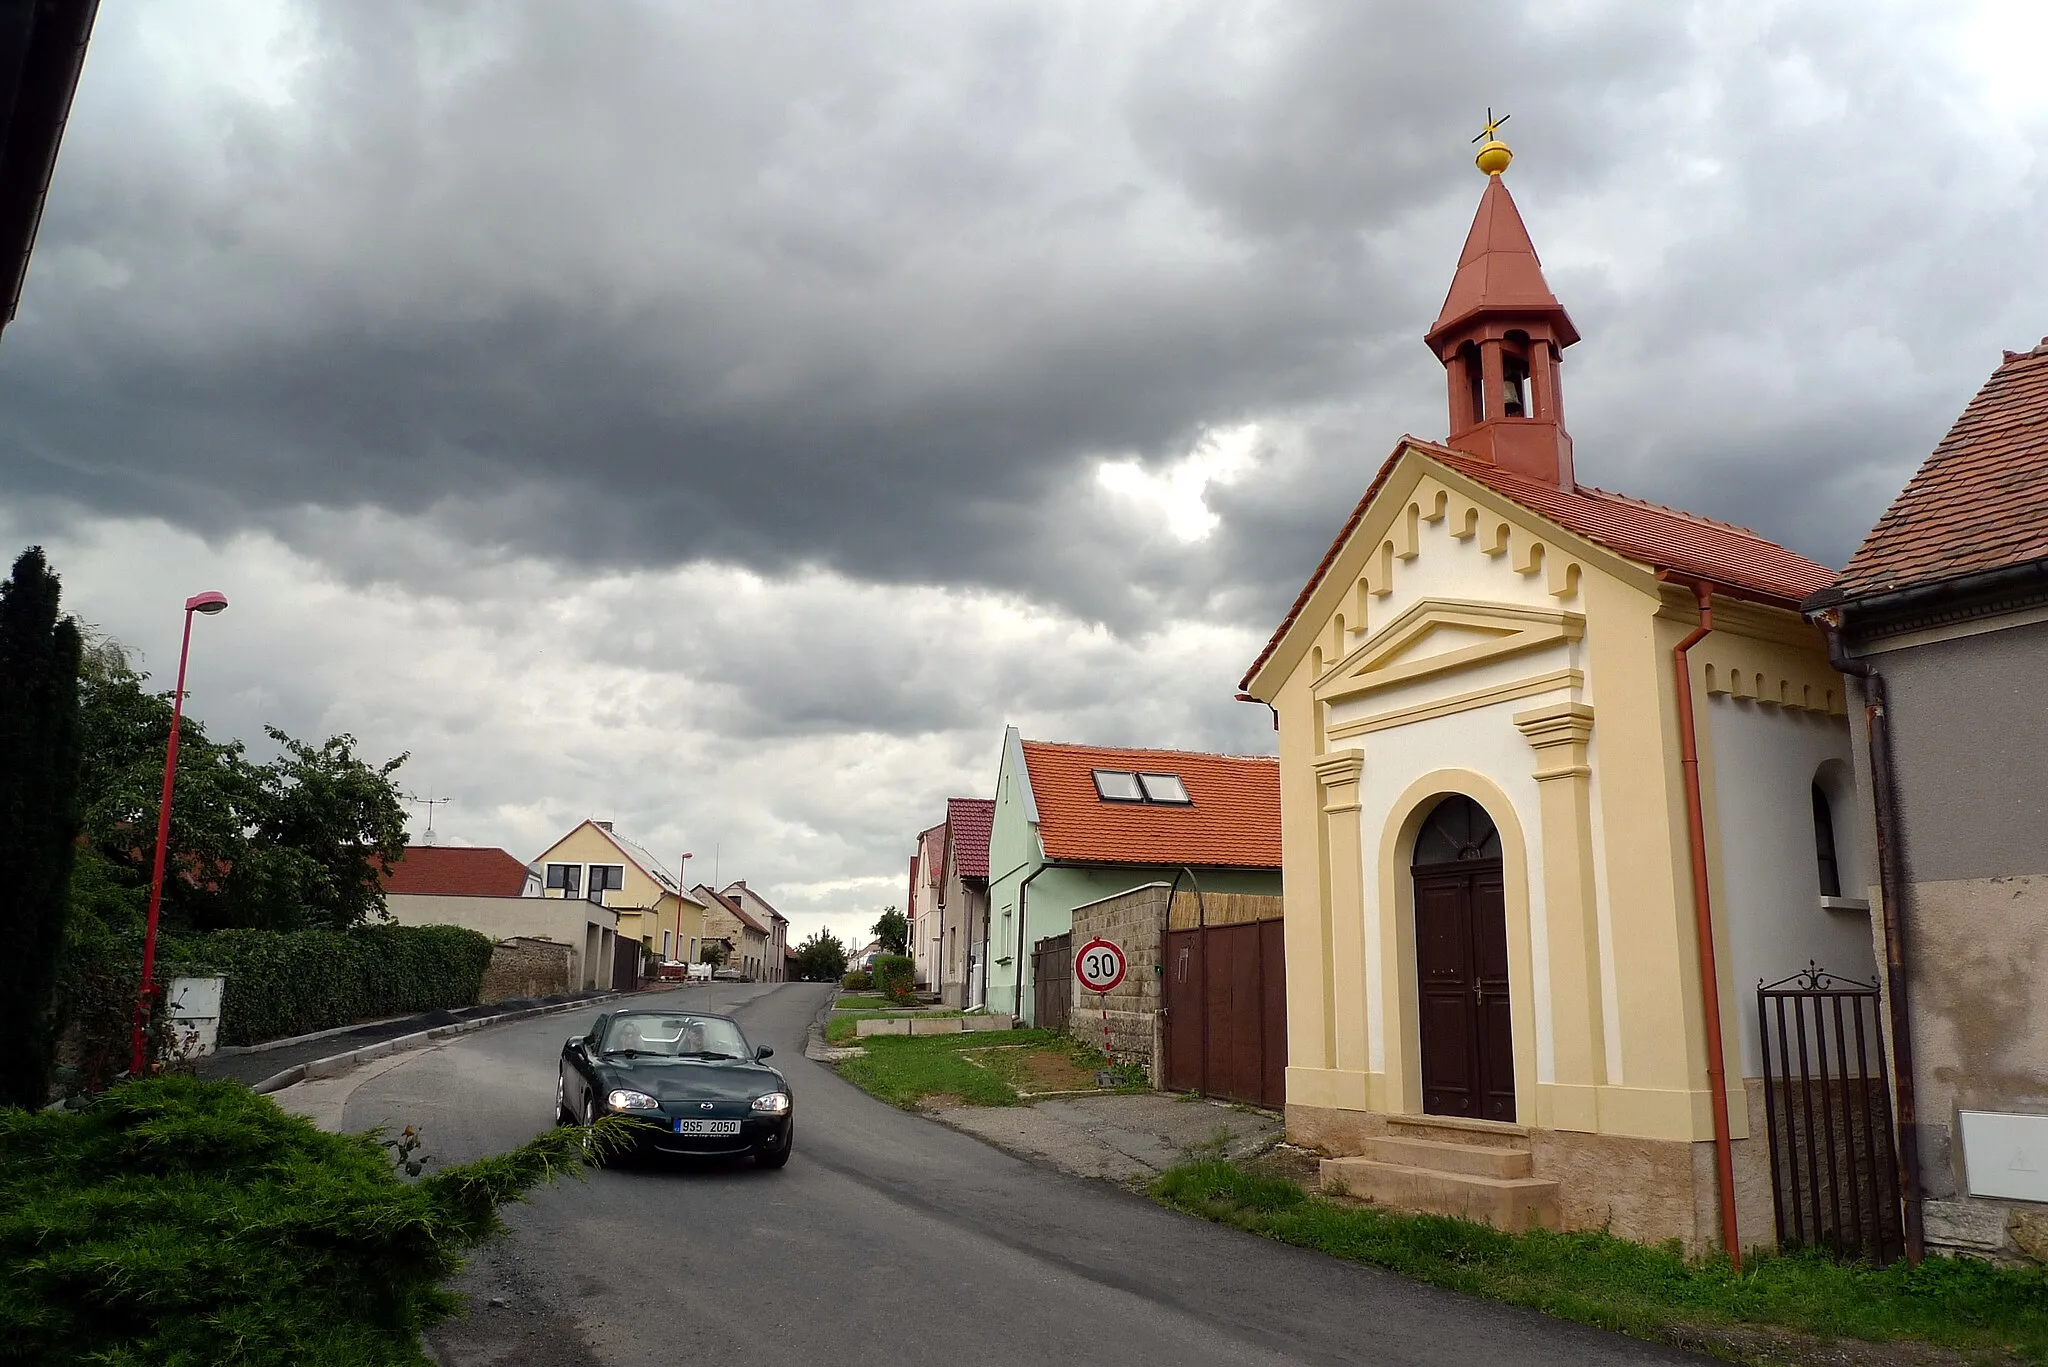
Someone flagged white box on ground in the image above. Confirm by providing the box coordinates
[1959,1110,2048,1202]
[166,975,226,1058]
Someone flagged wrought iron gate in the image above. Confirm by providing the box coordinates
[1757,964,1904,1264]
[1032,933,1071,1033]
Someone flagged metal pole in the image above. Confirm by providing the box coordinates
[133,606,198,1077]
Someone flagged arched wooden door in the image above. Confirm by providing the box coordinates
[1412,795,1515,1122]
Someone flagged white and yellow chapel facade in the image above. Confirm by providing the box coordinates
[1242,133,1880,1256]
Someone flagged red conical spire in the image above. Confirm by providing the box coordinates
[1425,135,1579,489]
[1426,174,1579,351]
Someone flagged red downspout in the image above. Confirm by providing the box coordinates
[1673,579,1742,1270]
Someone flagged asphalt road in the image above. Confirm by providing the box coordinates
[330,982,1700,1367]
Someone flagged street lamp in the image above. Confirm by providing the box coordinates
[132,590,229,1076]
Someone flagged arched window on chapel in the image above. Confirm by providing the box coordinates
[1811,782,1842,899]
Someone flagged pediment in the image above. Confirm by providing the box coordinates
[1313,597,1584,702]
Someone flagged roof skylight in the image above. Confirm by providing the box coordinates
[1092,768,1193,806]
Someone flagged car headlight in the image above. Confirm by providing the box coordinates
[750,1091,791,1115]
[607,1089,660,1111]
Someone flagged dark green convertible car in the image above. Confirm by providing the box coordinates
[557,1008,793,1167]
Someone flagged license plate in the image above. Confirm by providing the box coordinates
[672,1118,741,1136]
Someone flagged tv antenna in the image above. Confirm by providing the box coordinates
[407,792,453,844]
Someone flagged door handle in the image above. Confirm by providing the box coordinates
[1472,982,1486,1006]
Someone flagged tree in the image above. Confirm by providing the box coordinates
[70,655,409,934]
[792,929,847,983]
[698,939,730,968]
[872,905,908,956]
[0,548,85,1109]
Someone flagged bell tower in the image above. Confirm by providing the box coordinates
[1424,116,1579,488]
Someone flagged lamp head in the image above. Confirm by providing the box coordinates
[185,591,229,615]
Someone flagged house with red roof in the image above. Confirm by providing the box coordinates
[939,797,995,1008]
[1803,341,2048,1262]
[1239,130,1875,1259]
[379,843,624,991]
[721,881,790,981]
[985,727,1282,1026]
[692,882,772,980]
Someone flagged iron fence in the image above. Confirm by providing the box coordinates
[1757,962,1904,1264]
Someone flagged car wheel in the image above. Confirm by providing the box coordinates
[756,1122,793,1170]
[555,1070,575,1126]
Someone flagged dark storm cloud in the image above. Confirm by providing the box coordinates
[5,0,2045,639]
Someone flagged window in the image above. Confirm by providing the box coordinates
[545,863,582,896]
[1812,784,1842,899]
[1411,794,1503,867]
[688,936,698,962]
[1138,772,1192,804]
[1093,768,1193,805]
[662,930,672,957]
[1092,769,1144,802]
[586,864,625,903]
[1459,340,1484,423]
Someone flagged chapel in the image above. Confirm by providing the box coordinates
[1241,126,1882,1256]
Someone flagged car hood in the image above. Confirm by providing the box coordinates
[593,1057,785,1102]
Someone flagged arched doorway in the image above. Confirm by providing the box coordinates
[1411,794,1515,1122]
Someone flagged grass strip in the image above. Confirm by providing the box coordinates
[832,994,896,1010]
[1152,1159,2048,1363]
[825,1009,964,1044]
[834,1029,1059,1107]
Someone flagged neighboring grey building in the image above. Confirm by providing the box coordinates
[938,798,994,1008]
[1807,340,2048,1263]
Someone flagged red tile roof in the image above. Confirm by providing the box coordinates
[1240,438,1835,690]
[945,797,995,880]
[1020,740,1280,869]
[1831,345,2048,598]
[379,845,531,898]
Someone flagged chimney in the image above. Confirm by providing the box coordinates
[595,820,613,832]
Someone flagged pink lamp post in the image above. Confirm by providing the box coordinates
[673,853,693,972]
[131,590,229,1076]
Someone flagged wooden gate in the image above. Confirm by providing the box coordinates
[1162,913,1285,1110]
[1032,933,1071,1033]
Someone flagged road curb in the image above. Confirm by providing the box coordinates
[252,991,628,1095]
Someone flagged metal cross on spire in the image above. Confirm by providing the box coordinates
[1471,107,1510,144]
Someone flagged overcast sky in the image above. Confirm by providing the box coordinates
[5,1,2045,952]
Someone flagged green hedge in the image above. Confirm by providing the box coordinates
[0,1076,630,1366]
[162,924,495,1047]
[871,953,915,1004]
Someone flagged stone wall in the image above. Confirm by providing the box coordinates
[480,936,575,1003]
[1067,883,1169,1081]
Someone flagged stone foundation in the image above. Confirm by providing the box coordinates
[480,936,574,1003]
[1289,1084,1781,1257]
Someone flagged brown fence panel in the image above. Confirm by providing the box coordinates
[1033,933,1071,1033]
[1163,917,1286,1109]
[1261,918,1287,1109]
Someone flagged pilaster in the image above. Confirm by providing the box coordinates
[1514,701,1605,1130]
[1314,748,1367,1077]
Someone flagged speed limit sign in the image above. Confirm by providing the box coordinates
[1074,938,1127,993]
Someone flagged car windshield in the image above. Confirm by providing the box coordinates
[598,1013,750,1060]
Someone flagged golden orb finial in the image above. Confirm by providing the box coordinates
[1471,107,1512,176]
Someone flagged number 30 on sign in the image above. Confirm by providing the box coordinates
[1074,938,1127,993]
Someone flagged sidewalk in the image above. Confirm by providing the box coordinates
[932,1092,1280,1185]
[195,990,620,1087]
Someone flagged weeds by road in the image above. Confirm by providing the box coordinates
[834,1029,1143,1109]
[1153,1157,2048,1365]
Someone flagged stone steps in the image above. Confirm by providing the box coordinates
[1319,1114,1558,1232]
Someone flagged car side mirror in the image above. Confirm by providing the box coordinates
[755,1045,774,1060]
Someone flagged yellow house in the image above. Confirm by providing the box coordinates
[533,820,708,980]
[1241,137,1879,1256]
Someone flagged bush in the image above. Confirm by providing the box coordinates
[0,1075,629,1366]
[161,924,494,1046]
[871,953,915,1004]
[841,969,872,991]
